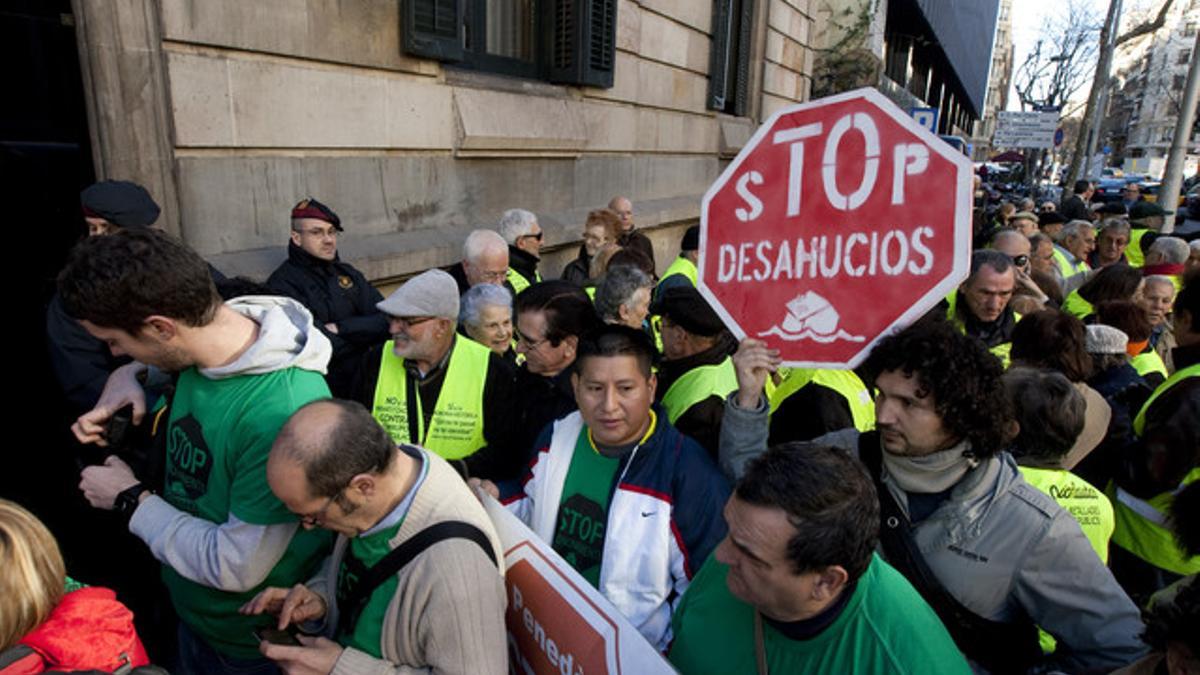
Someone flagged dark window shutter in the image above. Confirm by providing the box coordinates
[731,0,753,116]
[707,0,734,110]
[402,0,465,62]
[548,0,617,88]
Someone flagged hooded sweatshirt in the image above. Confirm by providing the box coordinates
[128,296,334,658]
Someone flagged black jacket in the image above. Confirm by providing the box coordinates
[618,228,656,272]
[560,244,591,286]
[267,243,389,396]
[655,333,737,458]
[1122,344,1200,498]
[352,338,522,481]
[508,246,541,287]
[45,293,129,415]
[1060,195,1091,222]
[513,365,578,462]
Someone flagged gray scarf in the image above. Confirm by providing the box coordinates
[882,440,978,494]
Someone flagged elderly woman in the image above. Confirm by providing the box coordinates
[459,283,515,361]
[594,264,653,330]
[562,209,622,287]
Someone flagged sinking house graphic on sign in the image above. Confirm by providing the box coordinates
[759,291,866,343]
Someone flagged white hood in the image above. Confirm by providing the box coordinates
[199,295,332,379]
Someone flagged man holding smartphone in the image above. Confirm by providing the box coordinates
[60,229,335,674]
[241,399,506,675]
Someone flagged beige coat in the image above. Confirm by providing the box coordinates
[311,450,508,675]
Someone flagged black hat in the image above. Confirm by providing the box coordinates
[1129,201,1172,219]
[1038,211,1067,226]
[80,181,161,229]
[1096,202,1128,216]
[681,225,700,252]
[291,197,343,231]
[651,286,726,336]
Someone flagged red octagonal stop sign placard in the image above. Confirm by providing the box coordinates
[699,87,973,367]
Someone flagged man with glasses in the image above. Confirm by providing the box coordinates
[610,195,657,271]
[512,281,602,458]
[353,269,520,480]
[993,230,1051,311]
[498,208,544,294]
[241,399,506,675]
[445,229,512,296]
[268,198,389,397]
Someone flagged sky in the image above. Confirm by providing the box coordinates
[1006,0,1157,112]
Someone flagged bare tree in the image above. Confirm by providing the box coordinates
[1012,2,1100,112]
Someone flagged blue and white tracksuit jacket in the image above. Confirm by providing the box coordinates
[502,410,730,651]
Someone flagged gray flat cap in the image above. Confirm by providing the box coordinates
[377,269,460,320]
[1085,324,1128,355]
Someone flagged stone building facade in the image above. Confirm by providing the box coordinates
[71,0,817,282]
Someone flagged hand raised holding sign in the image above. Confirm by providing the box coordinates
[732,339,781,410]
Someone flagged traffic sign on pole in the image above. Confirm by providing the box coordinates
[698,87,974,368]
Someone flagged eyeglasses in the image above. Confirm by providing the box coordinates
[298,491,341,527]
[477,270,508,283]
[1010,254,1029,268]
[390,315,438,329]
[515,329,548,351]
[519,231,544,242]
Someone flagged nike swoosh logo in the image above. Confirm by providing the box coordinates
[641,511,656,517]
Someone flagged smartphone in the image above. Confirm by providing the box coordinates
[253,627,302,647]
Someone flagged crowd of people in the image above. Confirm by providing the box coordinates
[4,176,1198,675]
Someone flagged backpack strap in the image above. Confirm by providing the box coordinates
[858,432,1042,673]
[337,521,497,636]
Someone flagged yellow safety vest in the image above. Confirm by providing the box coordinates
[1052,247,1089,280]
[371,338,490,460]
[1130,350,1168,380]
[945,292,1019,368]
[658,256,697,289]
[507,267,541,295]
[768,368,875,432]
[1019,465,1117,655]
[1018,467,1114,563]
[1061,290,1094,320]
[1125,228,1150,268]
[660,357,739,424]
[1111,363,1200,576]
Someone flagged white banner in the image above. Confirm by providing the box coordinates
[480,494,675,675]
[993,110,1059,149]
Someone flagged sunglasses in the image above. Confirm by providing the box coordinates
[520,231,544,242]
[1010,254,1029,268]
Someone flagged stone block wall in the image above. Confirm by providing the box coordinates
[76,0,817,281]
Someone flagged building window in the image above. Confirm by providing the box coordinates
[1178,50,1192,66]
[1175,74,1188,90]
[708,0,755,116]
[1184,22,1197,37]
[401,0,617,87]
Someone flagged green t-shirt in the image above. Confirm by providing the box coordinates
[552,429,621,587]
[333,447,429,658]
[160,366,333,658]
[336,519,404,657]
[669,554,971,675]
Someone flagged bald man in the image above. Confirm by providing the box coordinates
[243,399,506,674]
[609,195,656,271]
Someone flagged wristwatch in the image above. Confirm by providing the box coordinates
[115,482,150,519]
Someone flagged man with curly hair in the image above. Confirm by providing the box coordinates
[718,319,1146,674]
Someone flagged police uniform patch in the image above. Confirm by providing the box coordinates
[339,275,354,289]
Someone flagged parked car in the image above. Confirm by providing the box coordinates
[1092,177,1129,203]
